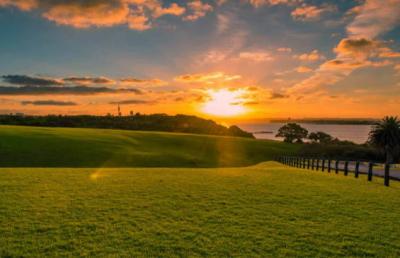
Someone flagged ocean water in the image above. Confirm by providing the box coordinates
[238,123,373,144]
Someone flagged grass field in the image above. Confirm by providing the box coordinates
[0,125,298,168]
[1,126,399,256]
[1,162,400,257]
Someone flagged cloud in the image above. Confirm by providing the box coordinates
[120,78,168,87]
[1,75,64,86]
[127,12,152,31]
[217,13,231,33]
[152,2,186,18]
[0,85,142,95]
[63,76,115,85]
[184,0,213,21]
[0,0,37,10]
[294,50,325,61]
[0,0,188,31]
[21,100,77,106]
[334,38,381,59]
[321,59,368,70]
[238,51,273,62]
[245,0,302,8]
[201,50,227,63]
[395,64,400,74]
[277,47,292,53]
[291,4,336,21]
[269,92,288,99]
[295,66,313,73]
[175,72,241,84]
[347,0,400,39]
[378,50,400,58]
[109,99,153,105]
[42,1,130,29]
[334,38,400,61]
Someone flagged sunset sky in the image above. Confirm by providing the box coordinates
[0,0,399,122]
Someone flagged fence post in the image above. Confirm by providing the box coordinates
[307,158,310,169]
[322,159,325,172]
[344,161,349,176]
[328,160,331,173]
[303,158,306,169]
[368,163,373,181]
[311,159,315,170]
[316,159,320,171]
[335,160,339,174]
[384,164,390,187]
[355,161,360,178]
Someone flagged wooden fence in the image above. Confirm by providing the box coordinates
[275,156,393,187]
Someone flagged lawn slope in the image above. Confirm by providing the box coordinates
[0,125,298,168]
[1,162,399,257]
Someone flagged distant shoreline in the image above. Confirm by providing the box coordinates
[268,119,377,125]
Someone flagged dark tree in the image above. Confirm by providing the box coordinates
[0,114,255,139]
[369,116,400,164]
[276,123,308,143]
[309,131,333,144]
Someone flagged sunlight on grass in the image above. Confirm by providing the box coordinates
[1,162,400,257]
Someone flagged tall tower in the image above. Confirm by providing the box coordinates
[118,104,122,116]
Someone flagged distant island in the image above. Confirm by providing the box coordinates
[0,114,255,138]
[270,118,378,125]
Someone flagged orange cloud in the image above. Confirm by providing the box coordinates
[347,0,400,39]
[291,4,336,21]
[175,72,241,84]
[246,0,302,8]
[395,64,400,74]
[335,38,400,61]
[277,47,292,53]
[63,76,116,85]
[152,2,185,18]
[334,38,381,59]
[295,66,313,73]
[42,2,129,29]
[0,0,37,11]
[184,0,213,21]
[294,50,325,61]
[120,78,168,87]
[238,51,273,62]
[0,0,188,30]
[289,38,397,94]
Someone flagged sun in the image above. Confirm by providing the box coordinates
[202,89,247,117]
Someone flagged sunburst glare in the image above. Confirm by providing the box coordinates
[202,89,248,117]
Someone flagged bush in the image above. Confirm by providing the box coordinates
[298,143,384,162]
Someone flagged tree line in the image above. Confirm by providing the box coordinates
[0,114,255,138]
[276,117,400,164]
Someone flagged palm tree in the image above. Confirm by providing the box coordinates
[369,116,400,164]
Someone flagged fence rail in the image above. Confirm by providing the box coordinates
[275,156,397,187]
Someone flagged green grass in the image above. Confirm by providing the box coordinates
[1,162,400,257]
[0,125,298,168]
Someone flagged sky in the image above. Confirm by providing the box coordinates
[0,0,399,122]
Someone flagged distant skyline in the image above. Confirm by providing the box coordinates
[0,0,399,122]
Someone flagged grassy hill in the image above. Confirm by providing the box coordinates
[0,125,298,168]
[1,162,399,257]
